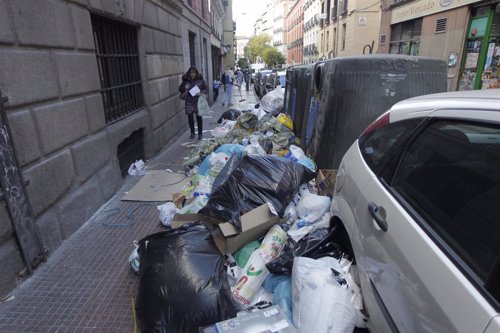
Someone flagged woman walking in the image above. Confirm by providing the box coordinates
[178,67,208,140]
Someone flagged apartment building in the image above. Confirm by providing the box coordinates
[287,0,305,65]
[378,0,499,90]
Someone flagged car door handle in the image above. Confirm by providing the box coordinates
[368,202,388,232]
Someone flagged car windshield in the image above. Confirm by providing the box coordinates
[278,75,286,86]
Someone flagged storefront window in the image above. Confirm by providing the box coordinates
[459,4,500,90]
[389,19,422,55]
[491,4,500,35]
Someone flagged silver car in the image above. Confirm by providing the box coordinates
[331,89,500,333]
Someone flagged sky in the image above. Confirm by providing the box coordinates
[232,0,267,37]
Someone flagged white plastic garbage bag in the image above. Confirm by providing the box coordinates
[260,87,284,115]
[157,202,179,227]
[292,256,366,333]
[296,192,331,224]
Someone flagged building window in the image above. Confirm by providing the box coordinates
[390,18,422,55]
[342,23,346,50]
[188,0,193,7]
[189,32,196,67]
[91,15,144,124]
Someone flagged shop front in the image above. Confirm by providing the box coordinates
[458,3,500,90]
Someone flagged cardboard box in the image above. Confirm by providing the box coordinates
[172,192,186,209]
[212,305,298,332]
[171,204,281,254]
[316,169,337,196]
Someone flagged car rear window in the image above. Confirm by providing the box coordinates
[393,120,500,299]
[359,118,421,179]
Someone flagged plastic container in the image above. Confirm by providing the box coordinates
[307,54,448,169]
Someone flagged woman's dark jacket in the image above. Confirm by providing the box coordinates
[178,74,208,115]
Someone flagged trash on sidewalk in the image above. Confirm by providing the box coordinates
[266,225,344,275]
[199,154,315,231]
[292,256,367,333]
[259,88,284,116]
[171,203,281,254]
[201,304,297,333]
[231,225,287,307]
[128,240,140,274]
[127,159,145,176]
[135,223,237,332]
[316,169,338,196]
[217,109,241,123]
[131,83,370,333]
[157,202,179,227]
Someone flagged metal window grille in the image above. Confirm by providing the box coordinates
[91,15,144,124]
[117,128,145,177]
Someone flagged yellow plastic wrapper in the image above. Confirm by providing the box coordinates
[277,113,293,130]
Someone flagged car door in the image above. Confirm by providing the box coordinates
[354,116,500,332]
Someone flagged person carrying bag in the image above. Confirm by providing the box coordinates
[178,67,208,140]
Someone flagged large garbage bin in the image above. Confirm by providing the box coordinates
[307,54,448,169]
[283,67,298,121]
[299,62,323,153]
[293,64,315,146]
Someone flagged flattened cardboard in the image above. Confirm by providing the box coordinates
[316,169,338,196]
[121,170,187,202]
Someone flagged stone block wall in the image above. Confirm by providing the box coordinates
[0,0,211,297]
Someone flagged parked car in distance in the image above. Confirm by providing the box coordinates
[262,70,287,97]
[330,89,500,333]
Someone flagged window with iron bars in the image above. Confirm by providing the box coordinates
[91,15,144,124]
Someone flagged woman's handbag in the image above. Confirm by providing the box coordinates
[179,90,188,100]
[197,94,209,116]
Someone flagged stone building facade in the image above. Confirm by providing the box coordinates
[0,0,216,297]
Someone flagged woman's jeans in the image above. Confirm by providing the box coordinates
[222,84,233,105]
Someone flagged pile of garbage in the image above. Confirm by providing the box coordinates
[131,88,367,333]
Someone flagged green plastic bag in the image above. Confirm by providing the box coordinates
[233,240,261,267]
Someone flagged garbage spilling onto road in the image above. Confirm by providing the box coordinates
[131,85,368,333]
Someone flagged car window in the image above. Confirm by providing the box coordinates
[392,120,500,300]
[278,75,286,86]
[359,118,421,179]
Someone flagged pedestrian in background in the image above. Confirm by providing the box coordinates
[178,67,208,140]
[236,68,244,88]
[213,79,221,101]
[222,67,235,107]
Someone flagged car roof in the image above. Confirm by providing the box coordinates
[388,89,500,122]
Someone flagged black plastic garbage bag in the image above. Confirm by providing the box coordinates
[217,109,241,123]
[266,225,344,275]
[135,223,237,333]
[199,154,315,231]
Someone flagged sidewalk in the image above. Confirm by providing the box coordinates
[0,87,259,333]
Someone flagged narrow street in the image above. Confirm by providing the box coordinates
[0,87,259,333]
